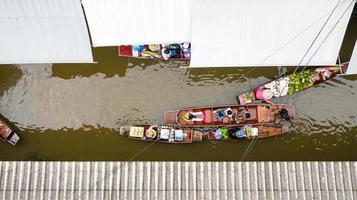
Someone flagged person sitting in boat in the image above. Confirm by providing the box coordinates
[255,86,273,104]
[161,47,171,60]
[146,125,158,140]
[228,127,245,139]
[274,108,292,132]
[236,108,251,123]
[225,108,233,119]
[181,43,191,58]
[214,109,226,121]
[182,111,204,122]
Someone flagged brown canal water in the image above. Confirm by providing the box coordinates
[0,16,357,161]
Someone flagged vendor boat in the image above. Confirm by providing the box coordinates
[207,124,285,141]
[120,125,203,144]
[237,63,349,105]
[118,43,190,61]
[164,103,295,127]
[0,117,20,145]
[120,124,285,144]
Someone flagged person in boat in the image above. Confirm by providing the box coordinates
[274,108,292,132]
[277,108,290,121]
[225,108,233,119]
[236,108,251,122]
[181,43,191,58]
[229,127,246,139]
[161,48,171,60]
[146,125,158,139]
[182,111,204,122]
[215,109,226,121]
[214,128,228,139]
[255,86,273,104]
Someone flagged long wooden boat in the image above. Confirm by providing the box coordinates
[120,125,203,144]
[120,124,284,144]
[118,43,191,60]
[164,103,295,127]
[0,117,20,145]
[237,63,349,105]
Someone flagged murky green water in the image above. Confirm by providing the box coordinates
[0,16,356,161]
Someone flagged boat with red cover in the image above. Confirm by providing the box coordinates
[0,116,20,145]
[164,103,295,127]
[237,63,349,105]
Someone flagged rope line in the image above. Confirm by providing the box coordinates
[293,0,344,74]
[240,136,258,161]
[300,0,355,72]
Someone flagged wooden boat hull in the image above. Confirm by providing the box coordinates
[237,64,348,105]
[0,116,20,145]
[121,124,284,144]
[164,103,295,127]
[118,43,191,61]
[121,125,203,144]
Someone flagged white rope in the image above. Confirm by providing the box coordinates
[240,136,258,161]
[293,0,345,74]
[300,0,355,72]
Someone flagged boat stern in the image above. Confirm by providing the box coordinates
[282,105,296,119]
[7,131,20,145]
[340,62,349,74]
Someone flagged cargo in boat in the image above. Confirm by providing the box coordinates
[118,43,190,60]
[164,103,295,127]
[0,117,20,145]
[120,124,285,144]
[237,64,349,105]
[120,125,203,144]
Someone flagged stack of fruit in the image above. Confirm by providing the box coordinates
[288,70,316,95]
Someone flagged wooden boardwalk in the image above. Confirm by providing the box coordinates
[0,162,356,199]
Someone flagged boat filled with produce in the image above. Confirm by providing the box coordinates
[237,64,348,105]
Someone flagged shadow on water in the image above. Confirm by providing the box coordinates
[0,65,22,96]
[52,47,129,78]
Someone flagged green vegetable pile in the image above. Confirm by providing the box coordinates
[244,92,254,101]
[221,128,229,139]
[288,70,315,95]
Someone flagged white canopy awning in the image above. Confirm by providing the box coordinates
[82,0,191,47]
[0,0,93,64]
[346,40,357,75]
[189,0,355,67]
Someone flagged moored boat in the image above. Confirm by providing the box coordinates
[120,124,285,143]
[120,125,203,144]
[118,43,191,60]
[164,103,295,127]
[237,64,349,105]
[0,117,20,145]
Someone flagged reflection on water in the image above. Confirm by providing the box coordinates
[0,16,356,161]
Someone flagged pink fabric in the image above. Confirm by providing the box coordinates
[255,86,265,100]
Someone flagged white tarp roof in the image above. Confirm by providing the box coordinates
[82,0,191,47]
[0,0,93,64]
[189,0,355,67]
[347,40,357,75]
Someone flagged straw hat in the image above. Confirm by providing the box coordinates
[262,89,273,99]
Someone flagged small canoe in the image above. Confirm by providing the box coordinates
[118,43,190,60]
[164,103,295,127]
[0,117,20,145]
[120,124,285,144]
[237,63,349,105]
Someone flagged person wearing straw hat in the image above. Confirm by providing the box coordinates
[255,86,273,104]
